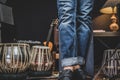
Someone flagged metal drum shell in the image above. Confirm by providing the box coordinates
[30,45,53,72]
[0,43,30,73]
[102,49,120,77]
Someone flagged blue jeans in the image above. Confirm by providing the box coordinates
[57,0,94,76]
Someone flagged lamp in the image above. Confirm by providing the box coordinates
[100,0,120,32]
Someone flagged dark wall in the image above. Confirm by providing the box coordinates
[6,0,109,43]
[7,0,58,43]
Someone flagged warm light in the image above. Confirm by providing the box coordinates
[100,0,120,31]
[100,6,117,14]
[109,14,119,31]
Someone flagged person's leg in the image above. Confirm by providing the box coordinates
[76,0,94,77]
[57,0,77,80]
[57,0,85,68]
[57,0,85,80]
[57,0,77,70]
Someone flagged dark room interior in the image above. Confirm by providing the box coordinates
[1,0,108,42]
[0,0,120,80]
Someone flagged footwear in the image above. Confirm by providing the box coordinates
[58,69,73,80]
[73,68,93,80]
[73,68,86,80]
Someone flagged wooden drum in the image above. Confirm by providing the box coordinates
[0,43,30,80]
[29,45,53,76]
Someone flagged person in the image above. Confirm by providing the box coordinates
[57,0,94,80]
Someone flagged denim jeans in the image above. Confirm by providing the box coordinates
[57,0,94,76]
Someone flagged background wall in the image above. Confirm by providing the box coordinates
[5,0,110,43]
[6,0,58,43]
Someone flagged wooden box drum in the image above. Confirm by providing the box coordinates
[102,49,120,78]
[0,43,30,80]
[29,45,53,76]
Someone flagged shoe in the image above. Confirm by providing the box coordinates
[73,68,94,80]
[58,69,73,80]
[73,68,86,80]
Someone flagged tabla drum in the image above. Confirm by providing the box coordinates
[0,43,30,80]
[102,49,120,78]
[29,45,53,77]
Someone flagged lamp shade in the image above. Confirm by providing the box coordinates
[100,0,120,14]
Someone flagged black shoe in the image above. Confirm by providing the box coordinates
[58,69,73,80]
[73,68,86,80]
[73,68,93,80]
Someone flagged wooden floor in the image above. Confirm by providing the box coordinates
[0,71,119,80]
[27,74,58,80]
